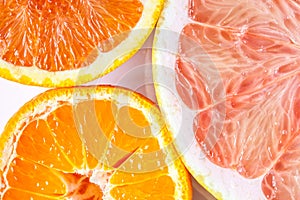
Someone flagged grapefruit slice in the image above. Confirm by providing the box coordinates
[0,85,192,199]
[0,0,163,87]
[153,0,300,199]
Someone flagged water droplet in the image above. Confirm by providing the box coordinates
[157,160,161,167]
[111,135,116,142]
[257,48,264,52]
[14,50,19,56]
[237,165,246,174]
[281,130,288,135]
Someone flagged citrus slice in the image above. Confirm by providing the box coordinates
[153,0,300,199]
[0,86,192,199]
[0,0,163,87]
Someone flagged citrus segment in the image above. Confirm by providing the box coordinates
[0,0,163,86]
[47,105,86,169]
[262,132,300,199]
[0,86,192,199]
[153,0,300,199]
[6,157,67,196]
[193,76,300,178]
[16,119,74,171]
[86,149,99,169]
[175,56,212,110]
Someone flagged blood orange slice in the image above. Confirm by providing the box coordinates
[0,86,192,199]
[153,0,300,199]
[0,0,163,87]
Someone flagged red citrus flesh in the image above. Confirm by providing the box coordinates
[175,0,300,199]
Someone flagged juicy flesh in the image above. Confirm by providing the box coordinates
[0,0,143,71]
[175,0,300,199]
[0,100,175,199]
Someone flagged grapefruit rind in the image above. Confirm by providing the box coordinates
[0,0,164,87]
[0,85,191,199]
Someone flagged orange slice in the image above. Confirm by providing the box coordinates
[0,86,192,199]
[0,0,163,87]
[153,0,300,199]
